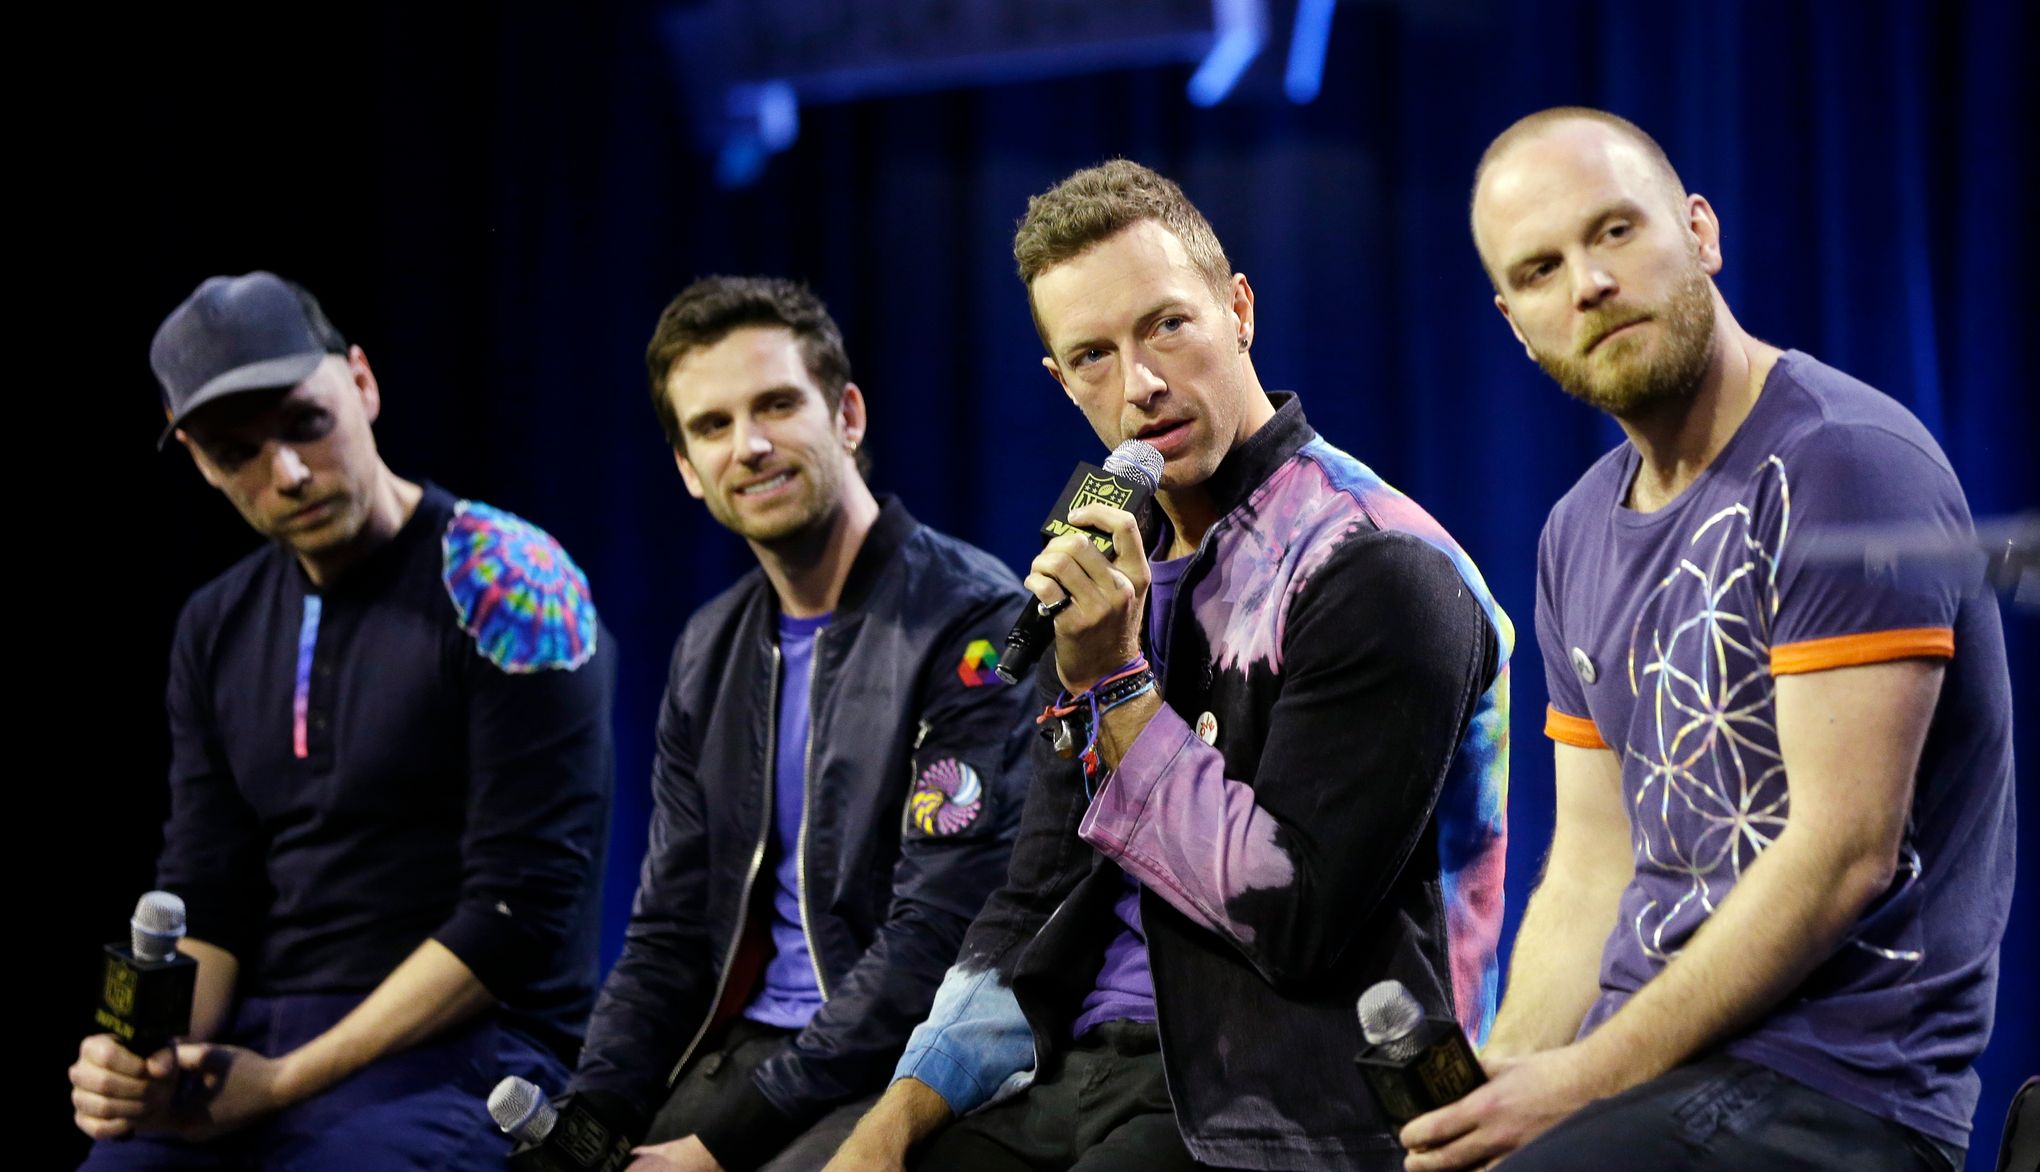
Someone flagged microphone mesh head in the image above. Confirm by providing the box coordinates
[1103,440,1164,492]
[488,1076,557,1144]
[130,892,187,962]
[1357,979,1425,1047]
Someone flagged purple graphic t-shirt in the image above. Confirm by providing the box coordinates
[1536,352,2014,1146]
[1071,553,1191,1038]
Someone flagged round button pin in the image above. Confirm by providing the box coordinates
[1570,647,1597,685]
[1195,711,1219,745]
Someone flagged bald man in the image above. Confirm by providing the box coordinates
[1396,108,2012,1172]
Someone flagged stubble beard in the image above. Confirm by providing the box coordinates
[1537,265,1718,420]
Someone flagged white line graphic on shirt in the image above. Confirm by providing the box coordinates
[1620,455,1919,966]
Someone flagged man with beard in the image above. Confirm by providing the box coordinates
[1399,108,2013,1171]
[566,277,1034,1172]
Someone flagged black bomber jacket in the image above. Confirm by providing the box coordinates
[571,497,1036,1169]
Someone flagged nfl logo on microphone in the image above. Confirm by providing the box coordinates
[1069,472,1135,513]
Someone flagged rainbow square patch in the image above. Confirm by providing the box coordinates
[956,638,1003,687]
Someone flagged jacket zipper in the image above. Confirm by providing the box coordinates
[796,628,831,1000]
[666,645,780,1085]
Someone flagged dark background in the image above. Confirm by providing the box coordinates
[48,0,2034,1166]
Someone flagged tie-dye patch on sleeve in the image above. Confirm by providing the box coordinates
[905,757,986,838]
[441,500,600,673]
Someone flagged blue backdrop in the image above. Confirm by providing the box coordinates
[68,0,2032,1166]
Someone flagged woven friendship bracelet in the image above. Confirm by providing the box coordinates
[1032,655,1153,783]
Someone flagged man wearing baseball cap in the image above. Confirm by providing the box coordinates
[68,273,618,1170]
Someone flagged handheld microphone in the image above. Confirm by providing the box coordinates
[1353,979,1486,1127]
[491,1077,637,1172]
[996,439,1164,685]
[94,892,199,1056]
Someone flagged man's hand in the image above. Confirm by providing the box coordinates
[1399,1045,1609,1171]
[1025,503,1148,692]
[70,1034,177,1140]
[628,1136,726,1172]
[71,1035,309,1143]
[162,1042,305,1140]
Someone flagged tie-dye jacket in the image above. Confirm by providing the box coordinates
[894,396,1512,1170]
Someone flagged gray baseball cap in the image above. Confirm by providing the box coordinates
[150,272,348,448]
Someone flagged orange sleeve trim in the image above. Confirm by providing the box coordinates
[1545,705,1608,749]
[1771,627,1955,676]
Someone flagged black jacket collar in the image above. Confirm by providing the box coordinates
[745,493,919,631]
[1148,392,1315,554]
[834,494,917,616]
[1200,392,1314,517]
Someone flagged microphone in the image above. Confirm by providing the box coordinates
[1353,979,1486,1128]
[490,1077,637,1172]
[995,439,1164,685]
[490,1077,559,1145]
[94,891,199,1056]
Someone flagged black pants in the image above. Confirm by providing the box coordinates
[647,1019,877,1171]
[1503,1055,1964,1172]
[912,1021,1216,1172]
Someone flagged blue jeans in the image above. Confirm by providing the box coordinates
[78,993,567,1172]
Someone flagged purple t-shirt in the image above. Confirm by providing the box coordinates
[744,611,832,1029]
[1071,553,1191,1038]
[1536,352,2014,1146]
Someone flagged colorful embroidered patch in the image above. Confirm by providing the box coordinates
[906,758,985,837]
[442,500,599,673]
[956,638,1003,687]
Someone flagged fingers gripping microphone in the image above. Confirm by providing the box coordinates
[1353,979,1487,1127]
[995,439,1164,685]
[94,892,199,1056]
[491,1077,636,1172]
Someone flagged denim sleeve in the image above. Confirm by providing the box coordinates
[893,960,1035,1115]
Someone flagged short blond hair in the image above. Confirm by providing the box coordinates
[1013,159,1233,346]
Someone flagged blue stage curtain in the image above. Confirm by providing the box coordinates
[93,0,2032,1165]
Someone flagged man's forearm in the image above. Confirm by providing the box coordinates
[180,936,240,1044]
[1571,825,1892,1092]
[836,1078,956,1161]
[279,938,496,1103]
[1483,874,1624,1058]
[1094,687,1163,769]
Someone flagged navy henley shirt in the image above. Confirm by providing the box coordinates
[155,483,615,1054]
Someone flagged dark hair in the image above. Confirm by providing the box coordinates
[645,276,854,450]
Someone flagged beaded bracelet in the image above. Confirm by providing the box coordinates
[1094,667,1157,710]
